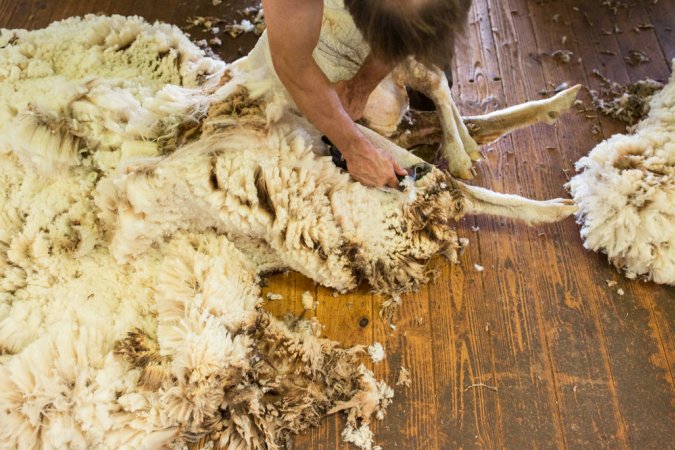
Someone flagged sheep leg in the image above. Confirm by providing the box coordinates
[464,84,582,145]
[390,85,581,149]
[458,182,578,224]
[389,110,442,149]
[397,60,479,180]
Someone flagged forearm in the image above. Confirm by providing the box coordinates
[347,53,395,99]
[276,60,366,158]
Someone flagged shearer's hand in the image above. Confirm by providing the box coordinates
[342,137,407,189]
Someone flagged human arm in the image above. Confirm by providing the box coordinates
[262,0,406,188]
[335,52,394,121]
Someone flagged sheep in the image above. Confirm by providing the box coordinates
[0,5,582,450]
[95,0,580,297]
[568,59,675,286]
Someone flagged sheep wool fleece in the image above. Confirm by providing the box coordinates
[0,15,467,450]
[568,59,675,286]
[0,14,472,450]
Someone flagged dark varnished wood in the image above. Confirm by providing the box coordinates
[1,0,673,449]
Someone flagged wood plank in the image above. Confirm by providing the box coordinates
[600,0,671,83]
[561,0,674,378]
[0,1,21,28]
[370,289,440,450]
[261,271,314,319]
[429,3,509,449]
[558,0,631,143]
[479,1,573,448]
[644,0,675,62]
[523,2,675,449]
[522,1,632,448]
[296,283,374,450]
[0,0,61,29]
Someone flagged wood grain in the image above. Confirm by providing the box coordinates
[1,0,673,449]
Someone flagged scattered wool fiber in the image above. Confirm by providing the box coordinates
[342,424,376,450]
[302,290,315,310]
[590,70,664,126]
[396,367,412,388]
[368,342,386,363]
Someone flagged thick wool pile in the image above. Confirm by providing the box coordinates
[568,60,675,285]
[0,16,413,450]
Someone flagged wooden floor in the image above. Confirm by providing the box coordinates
[2,0,673,448]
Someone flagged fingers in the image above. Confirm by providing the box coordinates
[382,157,405,189]
[392,160,408,177]
[342,139,409,189]
[385,173,400,189]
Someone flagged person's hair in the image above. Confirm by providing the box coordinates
[344,0,471,68]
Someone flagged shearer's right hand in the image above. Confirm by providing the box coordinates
[342,138,407,189]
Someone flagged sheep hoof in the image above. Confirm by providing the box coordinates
[461,135,481,159]
[544,198,579,220]
[468,149,482,161]
[556,198,576,206]
[543,84,583,124]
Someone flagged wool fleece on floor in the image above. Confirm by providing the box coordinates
[0,16,398,450]
[569,60,675,286]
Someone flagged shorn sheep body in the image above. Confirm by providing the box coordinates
[569,60,675,286]
[0,4,582,449]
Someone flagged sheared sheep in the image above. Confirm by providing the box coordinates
[100,0,581,294]
[0,2,582,449]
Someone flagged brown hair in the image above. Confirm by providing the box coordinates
[344,0,471,68]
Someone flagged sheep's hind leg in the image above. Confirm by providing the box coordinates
[457,182,578,224]
[398,60,478,180]
[464,84,581,145]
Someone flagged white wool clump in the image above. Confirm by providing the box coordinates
[302,290,315,310]
[368,342,386,363]
[330,365,393,450]
[568,59,675,285]
[398,175,418,202]
[342,424,376,450]
[396,366,411,387]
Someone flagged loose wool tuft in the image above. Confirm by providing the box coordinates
[568,60,675,286]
